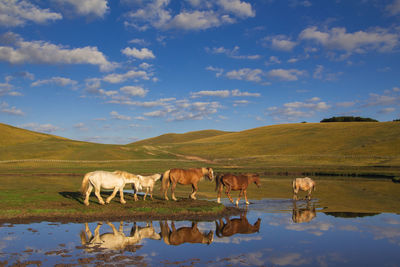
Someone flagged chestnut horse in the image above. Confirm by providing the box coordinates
[216,173,260,206]
[159,221,213,246]
[215,212,261,238]
[162,167,214,201]
[292,177,316,200]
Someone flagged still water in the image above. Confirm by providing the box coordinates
[1,199,400,266]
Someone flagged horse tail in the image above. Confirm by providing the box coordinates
[161,169,171,194]
[313,182,316,192]
[81,172,92,196]
[292,179,296,192]
[215,174,221,191]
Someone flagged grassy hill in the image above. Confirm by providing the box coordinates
[1,122,400,175]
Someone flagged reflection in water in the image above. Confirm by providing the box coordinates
[159,221,214,245]
[80,221,160,251]
[324,212,380,218]
[215,212,261,238]
[292,201,316,223]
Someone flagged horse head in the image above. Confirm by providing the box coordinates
[206,167,214,181]
[251,173,261,187]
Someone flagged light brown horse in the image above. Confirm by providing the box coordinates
[159,221,213,246]
[292,177,316,200]
[216,173,260,206]
[215,212,261,238]
[162,167,214,201]
[292,201,316,223]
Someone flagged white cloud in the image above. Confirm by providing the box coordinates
[55,0,109,17]
[267,68,306,81]
[386,0,400,16]
[267,98,331,121]
[226,68,264,82]
[206,46,260,60]
[206,66,224,77]
[0,0,62,27]
[265,35,297,51]
[103,70,150,83]
[122,47,155,59]
[191,89,260,98]
[217,0,255,18]
[120,85,148,97]
[0,101,24,116]
[124,0,254,31]
[0,32,116,71]
[378,107,395,114]
[110,111,131,120]
[299,26,399,53]
[19,123,60,133]
[31,77,78,88]
[313,65,342,81]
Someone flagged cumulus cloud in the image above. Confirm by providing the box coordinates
[120,85,148,97]
[102,70,150,83]
[267,97,331,121]
[206,66,224,77]
[122,47,155,59]
[55,0,109,17]
[386,0,400,16]
[206,46,261,60]
[0,101,24,116]
[226,68,264,83]
[299,26,399,54]
[264,35,297,51]
[267,68,306,81]
[0,32,116,71]
[19,123,60,133]
[124,0,254,31]
[0,0,62,27]
[31,76,78,88]
[191,89,260,98]
[110,111,131,120]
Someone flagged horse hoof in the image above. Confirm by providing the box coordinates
[246,202,250,205]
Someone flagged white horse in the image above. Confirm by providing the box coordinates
[132,173,162,200]
[80,221,161,252]
[81,170,142,206]
[292,177,316,200]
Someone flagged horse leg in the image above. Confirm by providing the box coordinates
[293,187,299,200]
[106,187,119,204]
[164,180,170,201]
[171,182,178,201]
[150,187,154,200]
[84,184,93,206]
[225,185,234,204]
[119,187,126,204]
[217,183,223,203]
[94,186,105,205]
[190,183,198,200]
[244,189,250,205]
[307,188,312,200]
[236,190,243,206]
[144,187,149,201]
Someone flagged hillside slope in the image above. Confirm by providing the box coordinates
[158,122,400,159]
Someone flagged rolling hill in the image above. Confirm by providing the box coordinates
[1,122,400,167]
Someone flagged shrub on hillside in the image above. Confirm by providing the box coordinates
[320,116,378,123]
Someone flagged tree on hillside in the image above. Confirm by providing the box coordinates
[320,116,378,122]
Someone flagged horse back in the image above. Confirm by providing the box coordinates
[169,168,202,184]
[221,174,249,190]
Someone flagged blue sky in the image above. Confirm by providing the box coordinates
[1,0,400,144]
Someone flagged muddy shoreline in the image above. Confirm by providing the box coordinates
[0,206,243,225]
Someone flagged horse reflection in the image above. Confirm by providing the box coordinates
[159,221,213,246]
[80,221,160,251]
[292,201,316,223]
[215,212,261,237]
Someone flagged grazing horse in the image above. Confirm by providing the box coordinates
[81,170,142,206]
[292,201,316,223]
[216,173,261,206]
[292,177,316,200]
[215,212,261,238]
[80,221,160,252]
[132,173,162,200]
[159,221,213,246]
[162,167,214,201]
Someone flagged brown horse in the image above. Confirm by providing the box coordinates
[162,167,214,201]
[215,212,261,238]
[216,173,260,206]
[292,177,316,200]
[159,221,213,246]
